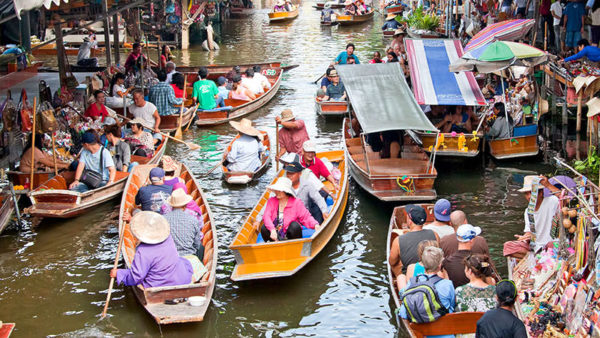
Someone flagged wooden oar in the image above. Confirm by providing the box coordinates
[101,227,125,318]
[174,75,188,140]
[201,157,226,176]
[184,103,200,132]
[116,114,201,150]
[312,72,326,84]
[51,132,58,176]
[275,121,280,171]
[30,97,37,189]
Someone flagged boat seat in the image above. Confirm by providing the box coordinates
[255,227,315,243]
[367,158,429,175]
[408,312,484,338]
[513,124,537,137]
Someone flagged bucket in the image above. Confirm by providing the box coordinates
[7,61,17,73]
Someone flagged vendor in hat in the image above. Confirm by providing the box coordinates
[224,118,265,172]
[77,34,98,67]
[321,2,336,22]
[390,28,407,57]
[110,211,197,288]
[274,0,286,11]
[259,177,321,242]
[382,13,402,31]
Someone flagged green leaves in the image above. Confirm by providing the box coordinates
[572,146,600,183]
[404,6,440,31]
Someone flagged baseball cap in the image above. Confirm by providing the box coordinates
[149,167,165,182]
[217,76,227,86]
[434,199,451,222]
[82,131,97,144]
[456,224,482,242]
[406,204,427,225]
[283,153,304,173]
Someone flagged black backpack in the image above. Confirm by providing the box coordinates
[400,274,449,323]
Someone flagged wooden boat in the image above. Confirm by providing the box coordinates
[386,204,485,336]
[118,163,217,324]
[384,4,403,14]
[0,194,15,235]
[0,322,15,338]
[313,1,346,9]
[31,44,105,57]
[336,10,374,26]
[157,106,196,133]
[195,67,283,126]
[24,140,167,219]
[315,98,349,116]
[383,30,396,37]
[417,132,483,157]
[343,118,437,201]
[229,6,255,17]
[321,20,339,26]
[7,170,53,192]
[176,62,298,83]
[488,124,539,160]
[229,150,349,281]
[221,131,270,184]
[268,8,299,22]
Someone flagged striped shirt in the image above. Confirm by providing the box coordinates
[148,81,182,116]
[163,209,202,256]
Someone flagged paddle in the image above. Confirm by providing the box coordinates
[275,121,280,171]
[101,227,125,318]
[174,75,188,140]
[116,113,201,150]
[312,72,326,84]
[184,104,200,132]
[201,157,227,176]
[30,97,37,189]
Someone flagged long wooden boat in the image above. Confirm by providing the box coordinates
[24,139,167,219]
[222,131,270,184]
[343,118,437,201]
[488,124,539,160]
[316,98,349,116]
[321,20,339,26]
[384,4,403,14]
[268,8,299,22]
[229,6,255,17]
[0,194,15,235]
[31,44,105,57]
[157,106,196,133]
[7,170,53,192]
[418,132,483,157]
[383,30,396,37]
[313,1,346,9]
[119,163,217,324]
[195,67,283,126]
[386,204,485,336]
[0,322,15,338]
[229,150,349,281]
[176,62,298,83]
[337,10,374,26]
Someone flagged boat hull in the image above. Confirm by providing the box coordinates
[313,2,345,9]
[229,150,349,281]
[0,195,15,235]
[268,9,299,22]
[337,11,374,25]
[488,134,539,160]
[316,99,349,116]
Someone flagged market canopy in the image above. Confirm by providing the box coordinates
[335,63,437,133]
[12,0,69,19]
[465,19,535,52]
[405,39,486,106]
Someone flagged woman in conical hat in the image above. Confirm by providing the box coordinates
[224,118,266,172]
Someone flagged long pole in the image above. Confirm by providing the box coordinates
[102,0,112,66]
[101,227,125,318]
[30,97,37,189]
[51,132,58,176]
[276,121,280,171]
[113,14,120,65]
[174,76,188,140]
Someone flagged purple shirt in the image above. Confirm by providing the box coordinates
[116,235,193,288]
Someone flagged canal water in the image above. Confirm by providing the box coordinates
[0,2,556,336]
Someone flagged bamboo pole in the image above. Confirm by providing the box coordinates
[51,133,58,176]
[101,227,125,318]
[29,97,37,189]
[276,121,280,171]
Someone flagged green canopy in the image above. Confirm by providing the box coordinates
[335,63,437,134]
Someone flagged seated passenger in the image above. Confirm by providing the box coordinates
[486,102,513,140]
[19,133,70,173]
[382,13,401,30]
[284,154,329,223]
[69,131,116,193]
[449,106,473,133]
[241,68,264,96]
[149,69,183,116]
[369,51,384,64]
[455,254,497,312]
[106,73,133,108]
[129,89,162,139]
[110,211,196,288]
[193,67,226,111]
[423,199,455,238]
[165,61,176,83]
[170,72,186,98]
[476,280,527,337]
[161,182,204,224]
[224,118,265,172]
[105,124,137,173]
[253,65,272,91]
[284,0,294,11]
[398,240,440,290]
[260,177,321,242]
[366,130,403,158]
[160,155,184,187]
[320,67,335,92]
[216,76,230,102]
[323,69,347,101]
[85,90,117,125]
[274,0,286,11]
[344,0,357,15]
[321,2,335,22]
[301,140,340,191]
[125,118,156,157]
[230,74,256,101]
[163,188,204,258]
[134,167,173,212]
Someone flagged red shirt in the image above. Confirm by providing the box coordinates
[279,120,309,154]
[302,156,331,180]
[84,102,109,121]
[171,84,184,98]
[540,0,551,15]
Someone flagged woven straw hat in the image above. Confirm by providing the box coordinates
[587,97,600,117]
[386,13,397,20]
[161,156,179,172]
[229,118,261,137]
[167,188,194,208]
[280,109,295,122]
[267,177,296,197]
[130,211,170,244]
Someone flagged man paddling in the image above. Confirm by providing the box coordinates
[276,109,310,161]
[334,43,360,64]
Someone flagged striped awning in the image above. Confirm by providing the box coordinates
[405,39,486,106]
[465,19,535,52]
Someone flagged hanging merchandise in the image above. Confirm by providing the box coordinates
[37,102,59,134]
[166,0,176,13]
[39,80,52,104]
[18,89,33,132]
[1,91,17,132]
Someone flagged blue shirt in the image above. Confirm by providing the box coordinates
[320,76,332,88]
[564,2,585,32]
[148,81,183,116]
[217,86,229,101]
[79,147,115,181]
[565,45,600,62]
[399,274,456,320]
[382,19,401,30]
[335,51,360,64]
[135,184,173,212]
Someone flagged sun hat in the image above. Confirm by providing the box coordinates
[393,27,406,36]
[161,155,178,172]
[149,167,165,182]
[406,204,427,225]
[83,36,91,42]
[329,69,339,77]
[386,13,397,20]
[283,154,304,173]
[324,2,332,8]
[167,188,194,208]
[267,177,296,197]
[433,199,451,222]
[587,97,600,117]
[229,118,261,137]
[302,140,317,153]
[130,211,170,244]
[518,175,539,193]
[344,0,353,5]
[456,224,482,242]
[280,109,295,122]
[280,152,300,165]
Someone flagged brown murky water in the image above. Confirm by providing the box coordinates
[0,2,554,336]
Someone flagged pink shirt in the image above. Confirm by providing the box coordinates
[263,196,318,233]
[279,120,309,154]
[302,156,331,180]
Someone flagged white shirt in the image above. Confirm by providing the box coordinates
[166,70,176,84]
[253,73,272,91]
[551,1,562,26]
[226,134,265,172]
[423,224,455,238]
[241,76,264,95]
[113,84,126,98]
[128,101,158,130]
[523,195,559,251]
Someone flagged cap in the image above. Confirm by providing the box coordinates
[456,224,482,242]
[406,204,427,225]
[434,199,451,222]
[217,76,227,86]
[149,167,165,182]
[303,140,317,153]
[283,155,304,173]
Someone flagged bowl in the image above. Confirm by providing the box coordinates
[188,296,206,307]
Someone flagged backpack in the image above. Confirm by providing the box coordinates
[400,274,449,323]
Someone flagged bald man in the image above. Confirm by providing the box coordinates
[440,210,490,257]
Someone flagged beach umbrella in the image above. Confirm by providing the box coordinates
[449,41,551,73]
[544,175,577,198]
[465,19,535,52]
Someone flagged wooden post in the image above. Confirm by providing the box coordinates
[544,21,547,51]
[54,22,67,86]
[577,91,583,133]
[30,97,37,189]
[102,0,112,66]
[51,133,58,176]
[19,11,31,52]
[113,14,120,65]
[181,0,190,50]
